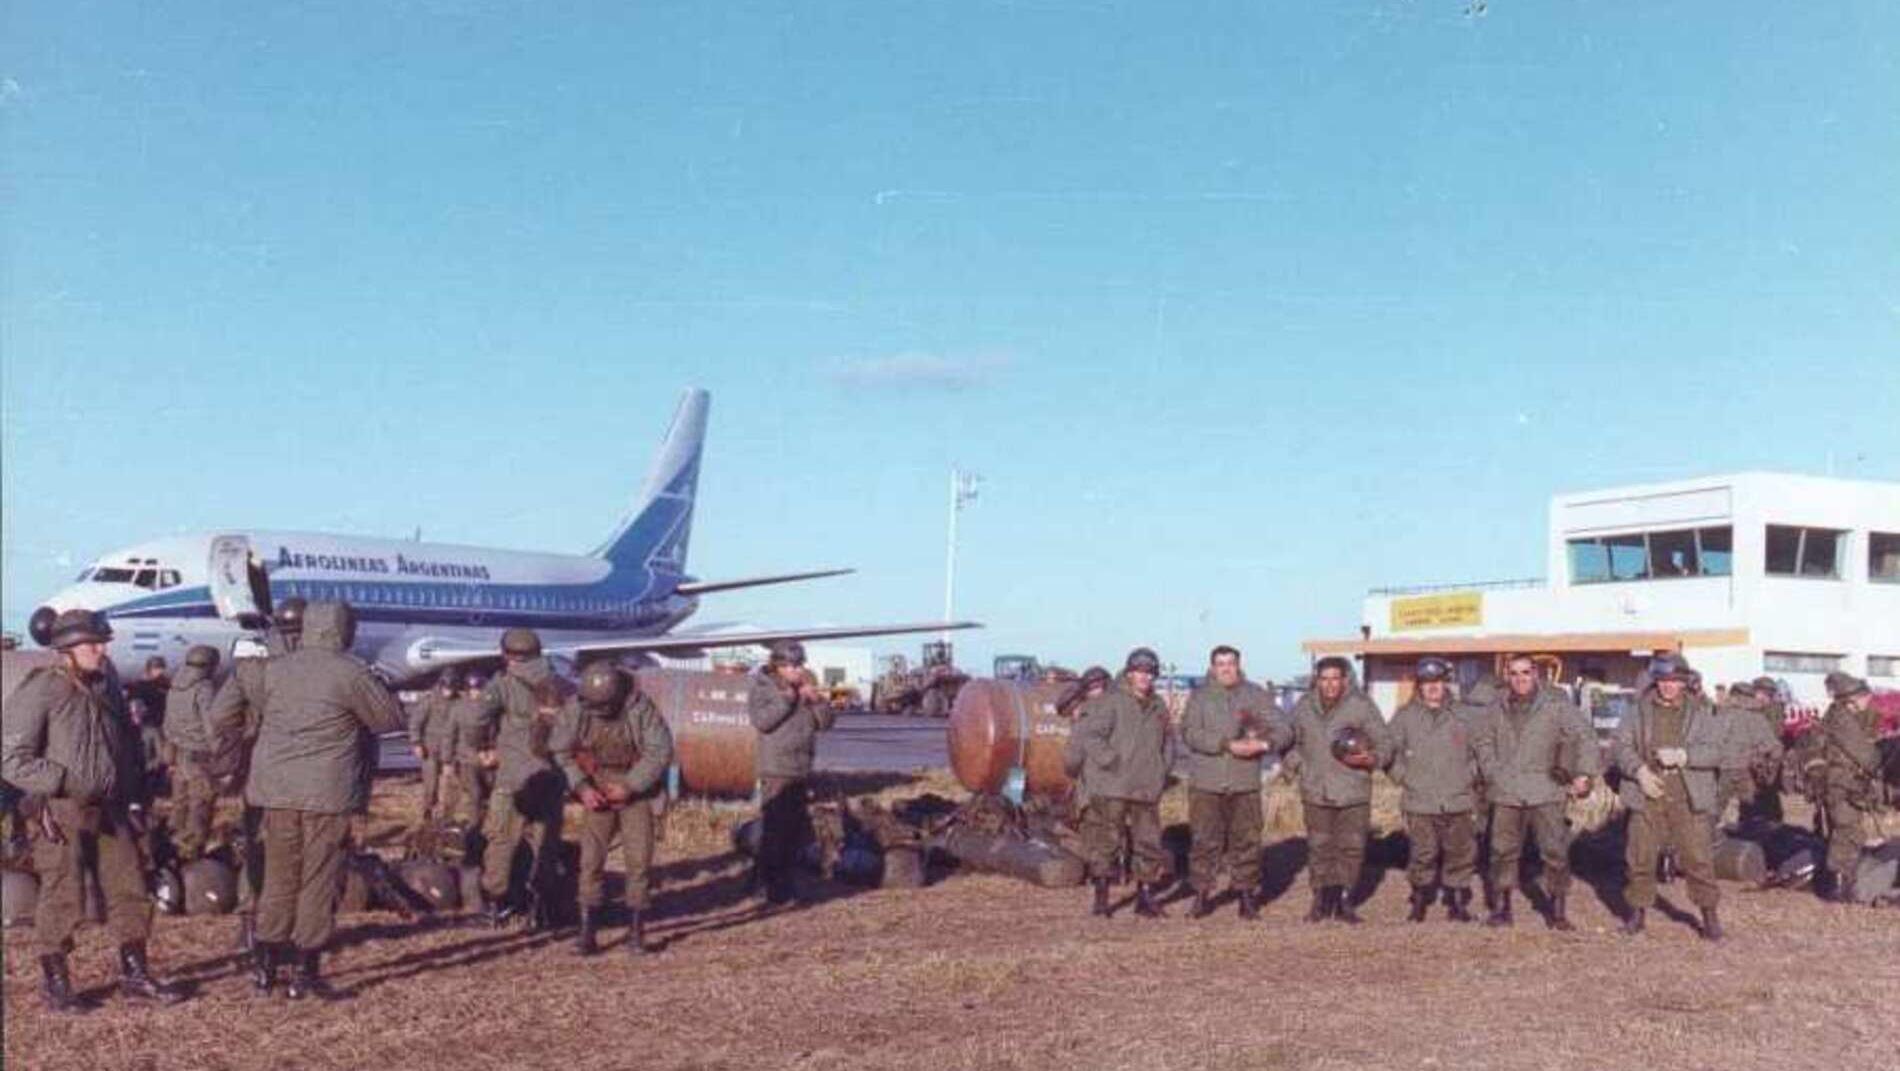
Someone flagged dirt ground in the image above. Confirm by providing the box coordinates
[5,772,1897,1071]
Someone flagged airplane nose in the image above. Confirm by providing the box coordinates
[28,606,58,647]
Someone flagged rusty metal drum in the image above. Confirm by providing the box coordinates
[634,668,758,798]
[947,678,1077,798]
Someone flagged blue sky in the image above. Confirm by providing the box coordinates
[4,1,1896,678]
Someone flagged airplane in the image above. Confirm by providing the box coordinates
[23,388,978,683]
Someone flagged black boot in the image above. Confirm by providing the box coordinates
[38,953,88,1015]
[626,910,648,957]
[1090,878,1111,918]
[1332,888,1364,925]
[481,891,516,929]
[1699,906,1724,942]
[1306,887,1331,924]
[284,950,342,1002]
[1620,907,1647,936]
[576,908,600,957]
[1547,892,1574,933]
[1446,888,1474,923]
[1189,889,1214,919]
[1133,883,1166,919]
[1407,886,1433,923]
[1486,889,1514,928]
[118,943,186,1005]
[1237,890,1261,921]
[250,942,278,995]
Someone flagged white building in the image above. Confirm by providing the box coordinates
[1304,472,1900,711]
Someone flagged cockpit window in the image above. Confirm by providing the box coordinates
[92,567,136,584]
[132,569,158,589]
[157,569,181,589]
[73,568,93,582]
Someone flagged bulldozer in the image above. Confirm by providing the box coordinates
[870,641,969,718]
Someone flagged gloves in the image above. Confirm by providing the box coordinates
[1655,747,1688,769]
[576,786,607,812]
[1635,765,1667,801]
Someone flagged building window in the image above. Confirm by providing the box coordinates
[1764,651,1842,674]
[1871,533,1900,583]
[1766,525,1844,579]
[1567,526,1733,584]
[1871,656,1898,678]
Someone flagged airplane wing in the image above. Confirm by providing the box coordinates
[673,568,854,597]
[411,620,979,670]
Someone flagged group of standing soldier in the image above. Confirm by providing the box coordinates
[1061,644,1890,936]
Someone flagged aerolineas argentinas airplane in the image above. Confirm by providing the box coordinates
[25,388,976,682]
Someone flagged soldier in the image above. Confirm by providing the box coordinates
[1817,670,1883,904]
[125,655,172,776]
[748,640,836,905]
[474,628,570,927]
[1077,648,1174,918]
[1059,666,1112,816]
[1458,673,1501,907]
[1279,656,1391,924]
[552,662,674,956]
[1390,657,1482,923]
[409,668,462,825]
[208,596,307,953]
[450,669,494,827]
[207,601,404,999]
[1,609,186,1012]
[1475,653,1597,930]
[1612,655,1725,940]
[1179,646,1284,920]
[160,645,222,861]
[1713,680,1784,829]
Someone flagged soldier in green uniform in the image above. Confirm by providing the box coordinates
[1390,657,1482,923]
[1475,653,1597,930]
[409,668,462,825]
[1817,671,1883,903]
[1613,655,1725,940]
[475,628,569,927]
[748,640,836,905]
[207,601,404,998]
[1,610,187,1012]
[1077,648,1174,918]
[451,669,494,827]
[1279,656,1391,924]
[1179,646,1285,920]
[161,645,222,861]
[1712,680,1783,830]
[552,662,674,956]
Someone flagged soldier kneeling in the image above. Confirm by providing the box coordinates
[554,663,675,956]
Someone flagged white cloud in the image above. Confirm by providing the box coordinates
[825,351,1011,392]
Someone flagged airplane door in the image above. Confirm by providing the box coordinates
[208,535,272,626]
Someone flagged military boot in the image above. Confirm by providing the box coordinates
[1446,888,1475,923]
[1331,888,1364,925]
[1406,886,1433,923]
[1090,878,1111,918]
[1305,887,1331,924]
[1237,890,1261,921]
[1620,908,1647,936]
[1699,906,1724,942]
[1547,893,1574,933]
[576,908,600,957]
[480,891,517,929]
[250,942,279,995]
[117,943,186,1005]
[1188,889,1215,920]
[38,953,88,1015]
[1133,883,1166,919]
[284,950,342,1002]
[626,910,648,957]
[1486,889,1514,928]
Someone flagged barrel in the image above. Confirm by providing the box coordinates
[947,678,1078,798]
[634,668,758,798]
[1712,836,1768,885]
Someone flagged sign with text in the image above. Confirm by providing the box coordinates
[1390,591,1483,632]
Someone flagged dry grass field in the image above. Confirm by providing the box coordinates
[5,771,1897,1071]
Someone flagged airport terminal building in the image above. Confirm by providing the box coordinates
[1304,472,1900,712]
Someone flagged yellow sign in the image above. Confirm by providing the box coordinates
[1390,592,1483,632]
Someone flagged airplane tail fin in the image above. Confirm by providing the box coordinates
[592,388,709,577]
